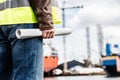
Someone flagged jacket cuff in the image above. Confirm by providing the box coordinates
[39,23,54,31]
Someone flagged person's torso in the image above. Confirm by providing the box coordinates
[0,0,62,25]
[0,0,37,25]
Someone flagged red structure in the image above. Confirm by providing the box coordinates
[44,56,58,72]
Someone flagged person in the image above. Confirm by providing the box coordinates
[0,0,55,80]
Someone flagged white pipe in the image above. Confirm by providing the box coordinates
[16,28,72,39]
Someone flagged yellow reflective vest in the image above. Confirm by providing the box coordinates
[0,0,62,25]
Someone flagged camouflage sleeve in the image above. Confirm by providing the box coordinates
[29,0,54,30]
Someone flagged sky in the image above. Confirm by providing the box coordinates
[44,0,120,64]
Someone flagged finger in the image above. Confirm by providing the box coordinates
[49,29,55,38]
[49,31,55,38]
[47,30,55,38]
[42,29,55,39]
[45,31,50,39]
[44,30,51,39]
[42,30,47,38]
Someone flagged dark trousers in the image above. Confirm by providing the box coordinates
[0,24,43,80]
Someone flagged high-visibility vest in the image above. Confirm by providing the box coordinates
[52,0,62,24]
[0,0,62,25]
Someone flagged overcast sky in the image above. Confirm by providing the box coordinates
[58,0,120,27]
[45,0,120,64]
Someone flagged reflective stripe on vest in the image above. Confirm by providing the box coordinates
[0,0,29,10]
[0,0,37,25]
[0,0,62,25]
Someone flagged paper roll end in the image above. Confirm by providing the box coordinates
[16,29,21,39]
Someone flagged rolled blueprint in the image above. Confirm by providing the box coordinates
[16,28,72,39]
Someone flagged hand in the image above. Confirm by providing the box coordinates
[41,29,55,39]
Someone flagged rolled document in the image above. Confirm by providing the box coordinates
[16,28,72,39]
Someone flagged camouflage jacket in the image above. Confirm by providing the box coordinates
[29,0,54,30]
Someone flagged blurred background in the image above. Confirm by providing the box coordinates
[43,0,120,79]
